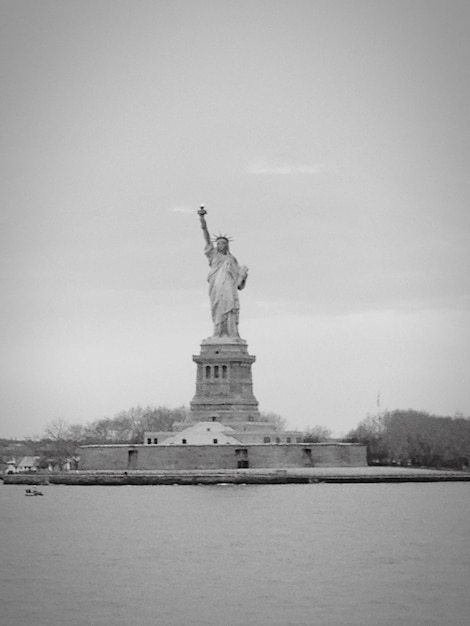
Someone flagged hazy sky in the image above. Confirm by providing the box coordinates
[1,0,469,438]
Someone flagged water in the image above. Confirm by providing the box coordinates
[1,483,469,626]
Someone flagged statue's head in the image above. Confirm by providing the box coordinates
[215,236,230,254]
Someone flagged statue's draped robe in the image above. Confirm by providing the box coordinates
[205,243,247,337]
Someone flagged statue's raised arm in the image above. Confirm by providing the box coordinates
[198,205,211,247]
[196,206,248,339]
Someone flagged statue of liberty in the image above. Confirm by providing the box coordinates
[198,206,248,338]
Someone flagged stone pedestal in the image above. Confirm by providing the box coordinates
[190,337,260,424]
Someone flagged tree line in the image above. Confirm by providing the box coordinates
[346,409,470,469]
[1,407,469,471]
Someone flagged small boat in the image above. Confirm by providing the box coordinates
[25,488,44,496]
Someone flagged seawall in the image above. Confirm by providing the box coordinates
[4,467,470,485]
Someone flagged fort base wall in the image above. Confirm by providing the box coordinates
[79,443,367,471]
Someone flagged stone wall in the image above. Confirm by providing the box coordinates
[79,443,367,471]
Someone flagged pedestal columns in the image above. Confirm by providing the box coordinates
[190,337,260,423]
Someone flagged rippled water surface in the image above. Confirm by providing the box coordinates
[1,482,469,626]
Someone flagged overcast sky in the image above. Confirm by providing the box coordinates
[1,0,469,438]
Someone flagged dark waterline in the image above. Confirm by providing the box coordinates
[1,483,469,626]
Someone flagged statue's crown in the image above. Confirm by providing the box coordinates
[213,232,233,242]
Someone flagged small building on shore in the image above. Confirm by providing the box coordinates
[16,456,40,473]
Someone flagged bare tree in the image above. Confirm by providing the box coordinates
[303,425,332,443]
[44,418,71,441]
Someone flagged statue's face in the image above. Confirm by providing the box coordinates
[216,238,229,253]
